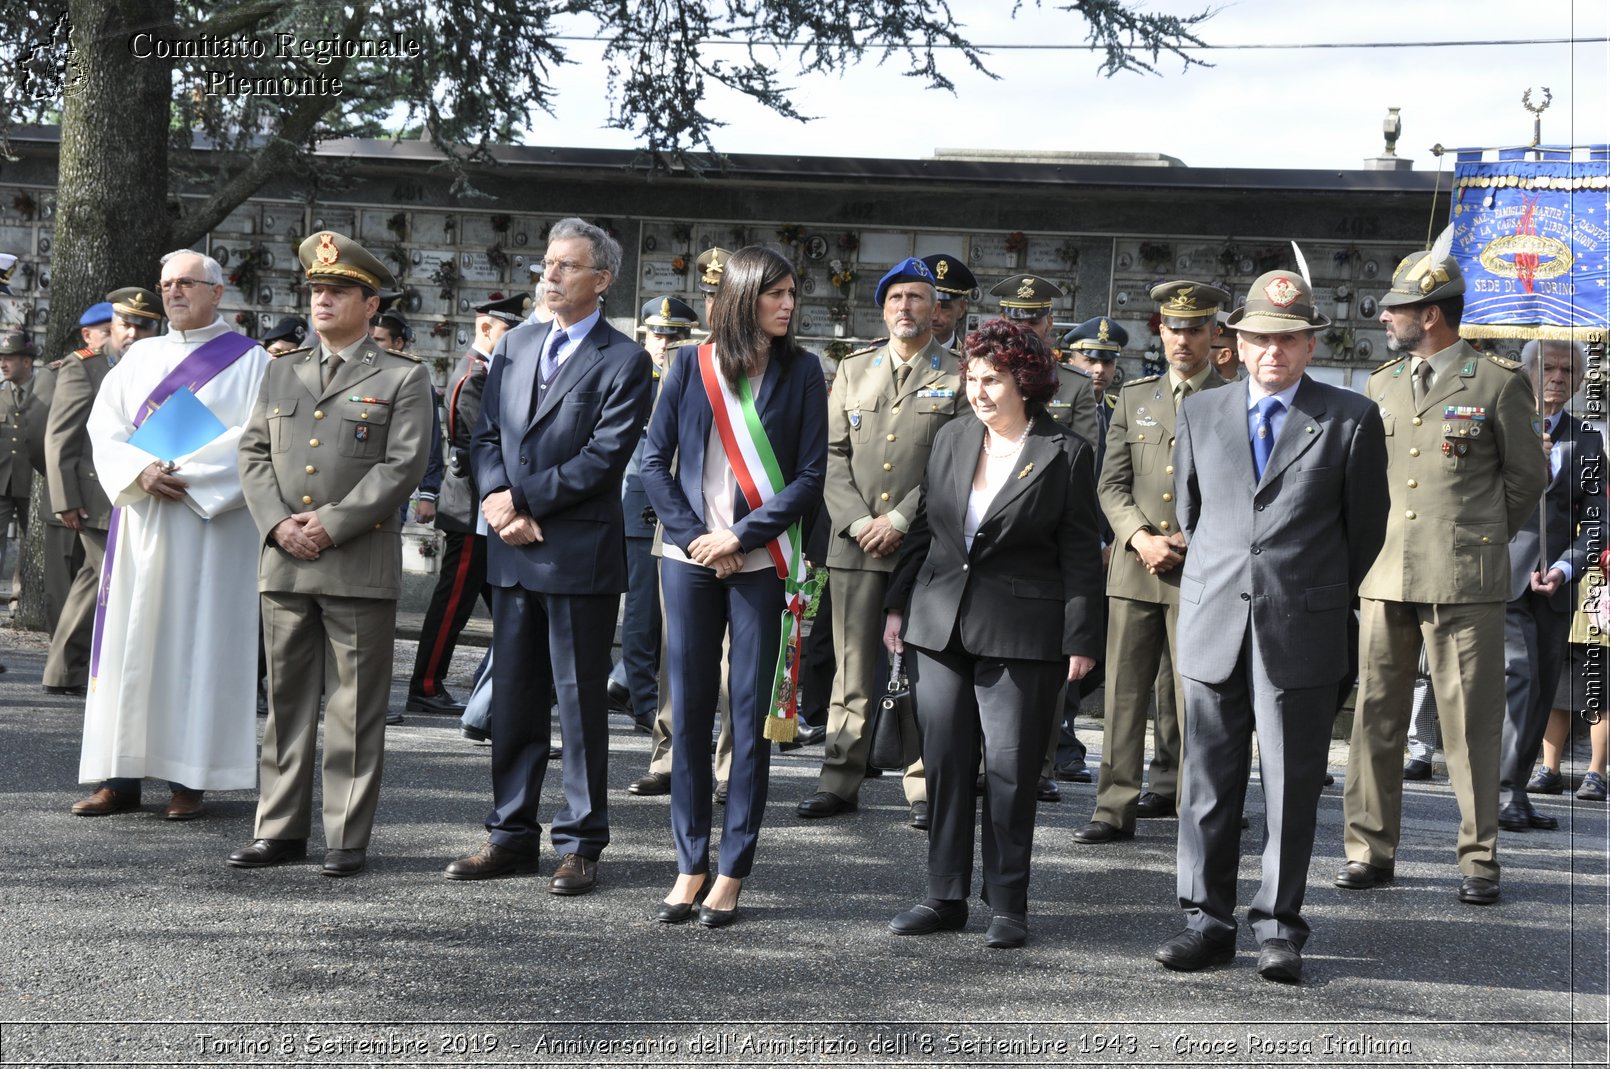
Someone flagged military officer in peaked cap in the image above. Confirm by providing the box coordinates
[41,287,163,692]
[1075,280,1231,843]
[1339,248,1546,906]
[802,257,961,826]
[990,274,1100,474]
[262,315,310,356]
[232,231,434,877]
[0,332,47,612]
[695,247,730,322]
[923,254,977,352]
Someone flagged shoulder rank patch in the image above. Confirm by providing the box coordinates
[1487,354,1522,371]
[1124,374,1160,388]
[273,345,312,360]
[1374,357,1406,375]
[846,345,879,360]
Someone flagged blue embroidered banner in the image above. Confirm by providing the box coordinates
[1449,158,1610,340]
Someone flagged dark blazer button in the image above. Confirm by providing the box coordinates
[1240,592,1250,601]
[520,455,528,464]
[1251,545,1262,555]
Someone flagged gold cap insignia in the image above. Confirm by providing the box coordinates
[1016,278,1037,299]
[315,233,340,266]
[1264,277,1302,307]
[660,297,671,317]
[127,292,150,310]
[935,259,949,280]
[1166,287,1198,311]
[1097,319,1110,342]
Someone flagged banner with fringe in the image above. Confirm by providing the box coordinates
[1449,154,1610,342]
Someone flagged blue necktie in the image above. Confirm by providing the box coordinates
[1252,397,1283,480]
[538,327,568,387]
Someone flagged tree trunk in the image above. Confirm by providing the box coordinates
[14,481,50,632]
[16,0,174,629]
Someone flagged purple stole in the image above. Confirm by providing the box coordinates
[90,330,259,687]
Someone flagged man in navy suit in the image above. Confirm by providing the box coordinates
[445,218,653,894]
[1156,270,1388,983]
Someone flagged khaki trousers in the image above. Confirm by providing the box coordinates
[43,526,104,687]
[255,592,395,850]
[1345,598,1504,879]
[819,567,924,804]
[1091,595,1183,830]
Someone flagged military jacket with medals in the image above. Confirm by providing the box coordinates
[239,336,434,600]
[1358,340,1546,604]
[1099,363,1226,604]
[823,337,961,573]
[1046,356,1102,454]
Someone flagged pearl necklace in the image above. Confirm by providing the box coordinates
[982,416,1034,458]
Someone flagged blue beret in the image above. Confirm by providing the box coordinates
[79,302,113,327]
[874,257,936,306]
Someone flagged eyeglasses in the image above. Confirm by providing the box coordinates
[539,258,598,276]
[158,277,211,292]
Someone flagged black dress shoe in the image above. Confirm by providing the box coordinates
[889,899,967,935]
[1458,875,1500,905]
[1322,771,1335,786]
[548,744,562,760]
[444,842,540,880]
[228,838,308,869]
[405,689,466,715]
[322,848,366,878]
[461,724,490,743]
[1155,928,1235,971]
[43,683,87,697]
[606,677,631,707]
[863,765,884,778]
[1055,765,1093,783]
[797,791,857,818]
[631,712,654,735]
[1135,791,1176,818]
[629,771,672,796]
[1403,758,1433,781]
[1499,800,1558,831]
[1072,820,1133,844]
[1257,938,1303,983]
[909,801,929,830]
[714,781,729,805]
[698,902,740,929]
[1333,860,1394,889]
[1036,777,1061,802]
[984,914,1028,949]
[385,710,404,726]
[550,853,598,895]
[777,722,827,751]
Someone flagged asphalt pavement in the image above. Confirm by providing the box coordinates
[0,626,1605,1067]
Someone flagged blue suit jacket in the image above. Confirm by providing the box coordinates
[640,343,828,561]
[472,315,652,595]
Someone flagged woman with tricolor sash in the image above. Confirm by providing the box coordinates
[640,246,828,928]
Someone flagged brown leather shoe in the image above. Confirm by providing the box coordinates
[71,787,140,816]
[550,853,598,895]
[443,842,541,881]
[164,789,205,821]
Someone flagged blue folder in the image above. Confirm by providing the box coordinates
[126,386,229,462]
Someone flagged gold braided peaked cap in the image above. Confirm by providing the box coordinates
[107,287,164,321]
[297,231,396,292]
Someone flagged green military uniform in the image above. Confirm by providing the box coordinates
[43,287,162,685]
[1047,362,1102,455]
[0,333,49,608]
[1343,259,1546,887]
[815,336,961,807]
[238,233,434,862]
[1081,280,1230,839]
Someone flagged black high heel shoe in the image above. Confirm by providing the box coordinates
[656,877,708,924]
[698,885,742,928]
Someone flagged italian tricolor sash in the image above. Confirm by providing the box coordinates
[696,344,821,742]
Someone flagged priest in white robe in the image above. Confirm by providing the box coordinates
[72,249,270,821]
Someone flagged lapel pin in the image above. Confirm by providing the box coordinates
[1017,462,1034,480]
[1306,425,1315,434]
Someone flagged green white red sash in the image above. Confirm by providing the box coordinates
[696,344,821,742]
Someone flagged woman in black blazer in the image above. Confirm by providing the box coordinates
[640,246,827,928]
[883,319,1103,948]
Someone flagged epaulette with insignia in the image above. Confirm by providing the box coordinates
[274,345,312,360]
[1487,354,1522,371]
[1060,363,1092,379]
[74,347,98,360]
[1371,357,1406,374]
[845,344,880,360]
[391,350,422,363]
[1123,374,1160,388]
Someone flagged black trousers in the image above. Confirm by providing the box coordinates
[409,530,489,697]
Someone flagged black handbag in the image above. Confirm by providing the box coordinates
[868,652,919,771]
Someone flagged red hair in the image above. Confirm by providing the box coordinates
[962,319,1058,408]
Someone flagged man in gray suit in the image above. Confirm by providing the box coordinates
[1155,270,1388,983]
[1498,339,1602,833]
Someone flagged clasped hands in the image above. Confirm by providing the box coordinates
[689,530,744,579]
[271,512,334,561]
[856,514,903,559]
[137,461,188,502]
[482,489,543,546]
[1131,528,1186,575]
